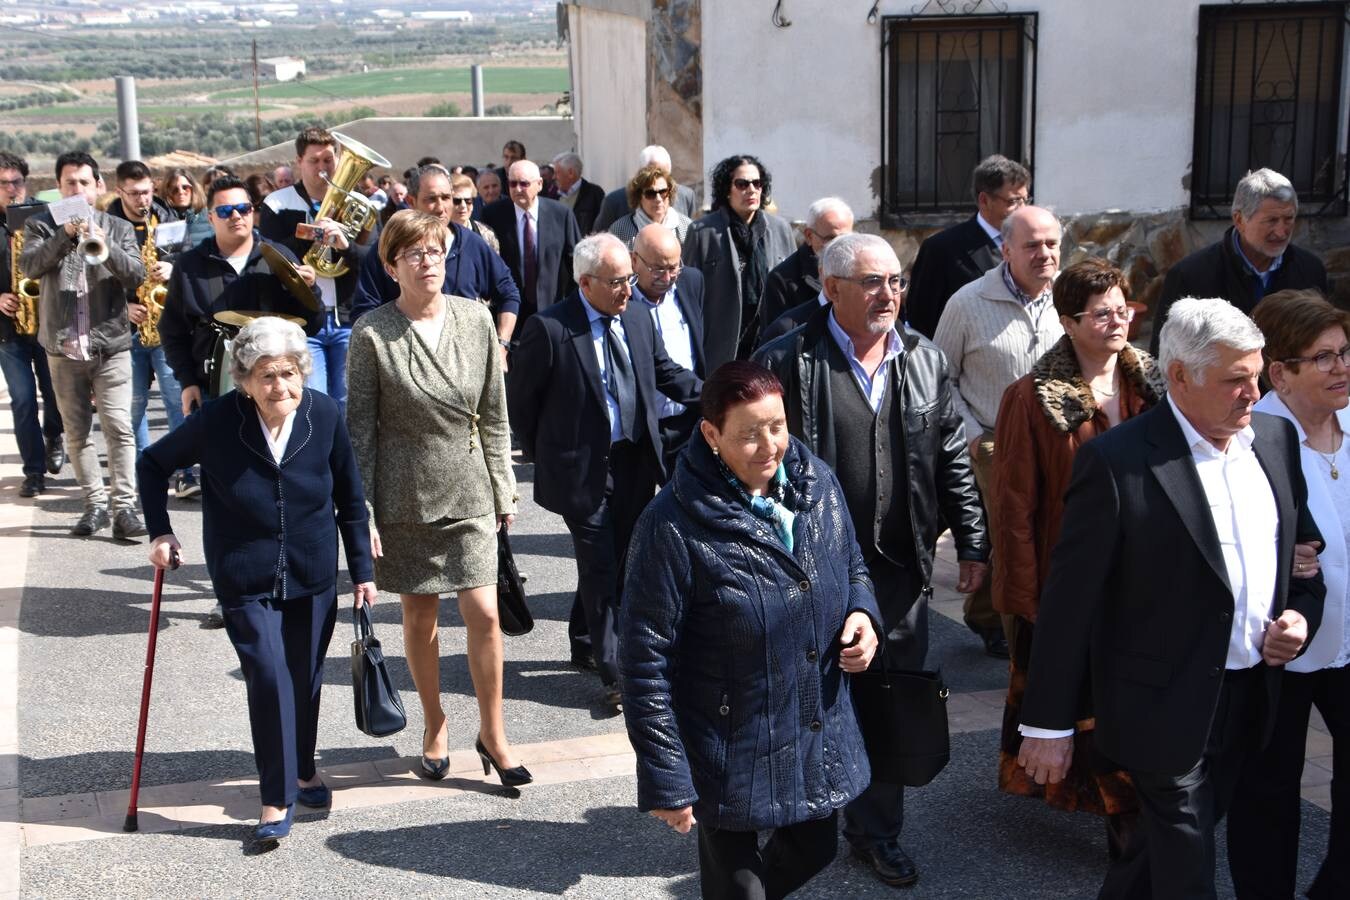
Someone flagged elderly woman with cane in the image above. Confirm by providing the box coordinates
[137,316,376,843]
[620,361,881,899]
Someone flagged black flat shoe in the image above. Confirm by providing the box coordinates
[852,841,919,887]
[419,725,449,781]
[45,436,65,476]
[19,474,44,498]
[476,736,532,787]
[981,629,1010,660]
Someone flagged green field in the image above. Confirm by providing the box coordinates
[10,103,282,122]
[210,66,568,102]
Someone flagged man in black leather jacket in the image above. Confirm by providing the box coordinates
[753,233,988,890]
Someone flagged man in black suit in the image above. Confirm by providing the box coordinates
[756,196,852,342]
[630,224,705,477]
[593,145,699,233]
[1149,168,1328,357]
[479,159,581,347]
[507,233,701,709]
[1017,296,1325,899]
[905,155,1030,339]
[552,152,606,235]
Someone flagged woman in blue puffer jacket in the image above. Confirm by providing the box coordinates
[620,361,882,900]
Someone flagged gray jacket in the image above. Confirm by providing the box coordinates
[346,296,518,529]
[21,209,144,358]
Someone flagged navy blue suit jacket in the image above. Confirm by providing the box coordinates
[349,221,521,322]
[137,389,374,601]
[642,267,708,378]
[506,291,702,521]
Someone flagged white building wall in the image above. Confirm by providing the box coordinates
[701,1,1221,221]
[566,4,648,196]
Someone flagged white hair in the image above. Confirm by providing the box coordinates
[637,145,672,171]
[820,233,896,279]
[231,316,313,382]
[806,196,853,232]
[1157,297,1265,384]
[573,232,627,278]
[1232,168,1298,219]
[551,151,582,174]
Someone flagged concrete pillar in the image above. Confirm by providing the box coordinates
[114,76,141,161]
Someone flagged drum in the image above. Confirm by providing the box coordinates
[205,325,236,399]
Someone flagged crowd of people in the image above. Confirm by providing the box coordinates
[1,129,1346,899]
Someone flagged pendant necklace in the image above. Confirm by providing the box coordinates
[1312,432,1342,480]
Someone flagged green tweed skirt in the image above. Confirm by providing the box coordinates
[374,512,498,595]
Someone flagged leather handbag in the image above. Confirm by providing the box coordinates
[851,666,951,787]
[497,529,533,636]
[351,604,407,738]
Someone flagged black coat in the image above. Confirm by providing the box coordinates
[506,291,702,521]
[478,197,581,320]
[756,242,820,343]
[1149,227,1329,356]
[752,307,988,585]
[568,178,606,235]
[905,216,1002,339]
[1021,400,1325,774]
[258,183,367,326]
[758,295,825,350]
[137,388,374,602]
[620,434,882,831]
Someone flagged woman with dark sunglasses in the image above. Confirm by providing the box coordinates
[608,164,693,249]
[682,154,796,369]
[448,173,500,255]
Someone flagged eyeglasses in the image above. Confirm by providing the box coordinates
[399,247,446,266]
[450,196,474,206]
[634,252,681,277]
[732,178,763,191]
[839,274,908,295]
[592,274,638,289]
[212,203,254,219]
[1072,305,1135,326]
[1283,346,1350,373]
[507,180,536,189]
[119,187,154,198]
[642,187,672,201]
[1,176,27,189]
[169,182,193,193]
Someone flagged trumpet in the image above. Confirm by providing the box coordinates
[75,217,109,266]
[10,230,40,335]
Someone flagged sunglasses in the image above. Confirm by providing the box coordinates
[507,180,535,189]
[732,178,763,191]
[642,187,671,200]
[451,197,474,206]
[212,203,253,219]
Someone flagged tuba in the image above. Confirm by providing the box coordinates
[10,229,40,336]
[136,209,167,349]
[302,131,391,279]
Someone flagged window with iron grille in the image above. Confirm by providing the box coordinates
[1192,2,1349,218]
[880,14,1037,223]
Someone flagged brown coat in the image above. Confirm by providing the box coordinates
[992,336,1165,621]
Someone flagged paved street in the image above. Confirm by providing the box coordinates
[0,390,1336,899]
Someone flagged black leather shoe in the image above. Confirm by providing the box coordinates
[112,510,148,540]
[19,474,44,497]
[45,436,65,475]
[71,507,109,536]
[852,841,919,887]
[981,628,1010,660]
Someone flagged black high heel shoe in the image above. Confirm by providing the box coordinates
[476,736,532,787]
[420,725,449,781]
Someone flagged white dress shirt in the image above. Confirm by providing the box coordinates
[1019,400,1281,741]
[976,212,1003,248]
[580,290,630,444]
[255,407,297,464]
[637,286,695,420]
[825,310,903,413]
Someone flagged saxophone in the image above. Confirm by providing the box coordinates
[10,229,40,336]
[136,209,167,349]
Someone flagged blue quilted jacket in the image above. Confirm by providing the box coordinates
[619,433,882,831]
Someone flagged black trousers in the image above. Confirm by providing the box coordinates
[220,587,338,807]
[564,440,656,686]
[697,811,839,900]
[1228,664,1350,899]
[843,557,925,851]
[1099,665,1265,900]
[657,408,700,483]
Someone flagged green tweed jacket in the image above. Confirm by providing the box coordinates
[346,296,518,528]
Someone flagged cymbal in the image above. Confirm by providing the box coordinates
[259,242,321,312]
[213,309,306,329]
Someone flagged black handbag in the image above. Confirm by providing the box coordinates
[351,604,407,738]
[497,529,533,636]
[851,666,951,787]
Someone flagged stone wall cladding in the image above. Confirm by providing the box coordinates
[647,0,703,205]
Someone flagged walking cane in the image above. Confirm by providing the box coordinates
[123,547,179,833]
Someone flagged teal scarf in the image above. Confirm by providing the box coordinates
[719,458,796,552]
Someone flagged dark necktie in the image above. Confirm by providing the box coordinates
[601,317,638,443]
[522,212,538,314]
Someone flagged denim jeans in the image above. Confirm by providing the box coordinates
[130,334,185,453]
[305,310,349,412]
[0,336,63,476]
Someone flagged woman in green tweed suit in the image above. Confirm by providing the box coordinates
[346,210,530,786]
